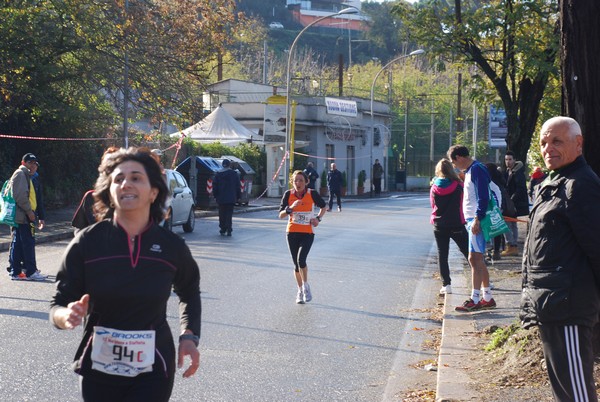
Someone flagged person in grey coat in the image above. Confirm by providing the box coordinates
[7,153,47,281]
[213,159,241,236]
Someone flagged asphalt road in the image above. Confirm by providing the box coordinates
[0,194,442,401]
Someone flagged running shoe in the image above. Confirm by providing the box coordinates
[455,299,481,312]
[479,298,497,309]
[439,285,452,294]
[303,283,312,303]
[337,207,341,212]
[10,274,26,281]
[296,289,304,304]
[26,271,48,281]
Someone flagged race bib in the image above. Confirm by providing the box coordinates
[91,326,155,377]
[291,211,313,225]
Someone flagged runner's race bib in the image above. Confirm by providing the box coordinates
[91,326,155,377]
[291,211,313,225]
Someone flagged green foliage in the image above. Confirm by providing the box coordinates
[321,169,327,188]
[0,0,244,206]
[452,132,490,162]
[485,323,521,352]
[358,169,367,187]
[394,0,560,163]
[342,171,347,188]
[485,322,537,357]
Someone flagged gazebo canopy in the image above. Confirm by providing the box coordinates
[170,105,256,145]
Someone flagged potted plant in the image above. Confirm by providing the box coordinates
[341,171,347,196]
[357,170,366,195]
[320,168,328,196]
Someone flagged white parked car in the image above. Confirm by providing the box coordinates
[163,169,195,233]
[269,21,284,29]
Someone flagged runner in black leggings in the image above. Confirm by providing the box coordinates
[279,170,326,304]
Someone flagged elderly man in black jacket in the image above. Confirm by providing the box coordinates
[521,116,600,402]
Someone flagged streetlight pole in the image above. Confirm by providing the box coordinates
[369,49,425,196]
[284,7,358,188]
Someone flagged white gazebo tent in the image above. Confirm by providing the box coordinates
[170,104,258,145]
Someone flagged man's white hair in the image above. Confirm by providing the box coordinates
[541,116,582,138]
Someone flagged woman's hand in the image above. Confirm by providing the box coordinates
[310,218,320,227]
[290,200,302,209]
[53,294,90,329]
[178,340,200,378]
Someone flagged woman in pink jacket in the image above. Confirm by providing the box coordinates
[430,159,469,294]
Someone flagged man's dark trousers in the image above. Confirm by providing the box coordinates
[9,223,37,276]
[219,204,235,234]
[373,178,382,195]
[328,188,341,210]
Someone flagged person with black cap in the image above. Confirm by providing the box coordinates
[7,153,47,281]
[213,159,241,236]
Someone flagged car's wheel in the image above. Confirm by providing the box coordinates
[182,207,195,233]
[163,208,173,231]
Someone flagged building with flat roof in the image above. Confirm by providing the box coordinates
[204,79,392,197]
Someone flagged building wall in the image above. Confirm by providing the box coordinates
[204,79,391,197]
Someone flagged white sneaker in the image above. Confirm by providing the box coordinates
[296,289,304,304]
[440,285,452,294]
[303,283,312,303]
[26,271,48,282]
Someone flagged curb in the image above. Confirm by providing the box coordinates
[436,241,525,401]
[436,251,480,401]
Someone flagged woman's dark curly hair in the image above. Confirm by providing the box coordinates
[93,147,169,223]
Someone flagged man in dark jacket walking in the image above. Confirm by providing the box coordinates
[213,159,241,236]
[326,162,343,212]
[521,116,600,402]
[303,162,319,190]
[372,159,384,195]
[502,150,528,256]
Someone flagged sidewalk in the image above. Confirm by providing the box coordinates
[436,223,526,401]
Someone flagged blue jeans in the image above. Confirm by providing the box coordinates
[9,223,37,276]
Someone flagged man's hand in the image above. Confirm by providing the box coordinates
[471,219,481,235]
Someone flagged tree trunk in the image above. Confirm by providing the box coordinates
[561,1,600,176]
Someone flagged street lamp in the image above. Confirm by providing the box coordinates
[284,7,358,187]
[369,49,425,195]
